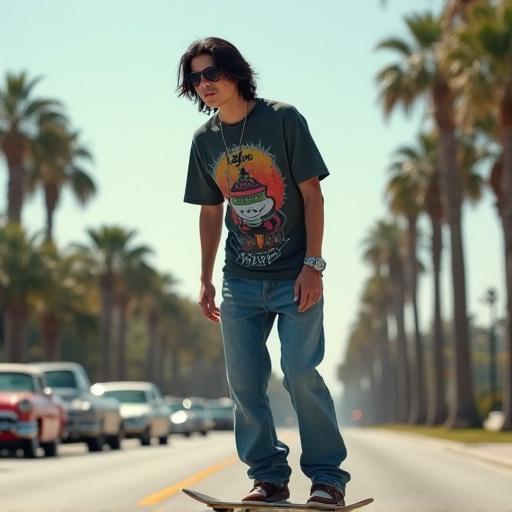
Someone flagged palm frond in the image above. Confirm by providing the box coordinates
[70,167,97,205]
[375,37,412,56]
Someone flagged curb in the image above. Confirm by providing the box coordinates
[372,428,512,471]
[444,444,512,471]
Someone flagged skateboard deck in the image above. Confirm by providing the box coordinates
[182,488,374,511]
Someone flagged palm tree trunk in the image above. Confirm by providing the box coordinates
[99,277,114,381]
[433,76,481,428]
[41,312,61,361]
[407,218,427,424]
[44,183,59,242]
[2,131,26,223]
[169,345,181,394]
[438,129,480,428]
[379,314,395,423]
[369,334,381,424]
[499,88,512,430]
[4,300,28,362]
[427,214,448,425]
[391,262,410,422]
[116,298,128,380]
[157,336,167,392]
[146,312,159,380]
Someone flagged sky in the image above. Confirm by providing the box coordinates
[0,0,505,396]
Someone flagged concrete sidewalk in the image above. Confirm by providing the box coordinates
[378,428,512,471]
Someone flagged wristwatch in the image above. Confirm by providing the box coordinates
[304,256,326,272]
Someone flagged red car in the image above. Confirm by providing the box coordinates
[0,364,65,458]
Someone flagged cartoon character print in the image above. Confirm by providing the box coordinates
[213,144,289,267]
[229,167,285,251]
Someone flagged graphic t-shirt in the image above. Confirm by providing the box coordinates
[184,98,329,280]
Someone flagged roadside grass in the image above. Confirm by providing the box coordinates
[368,424,512,443]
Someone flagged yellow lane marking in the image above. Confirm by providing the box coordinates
[138,455,238,507]
[139,429,299,509]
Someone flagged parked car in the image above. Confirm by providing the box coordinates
[171,397,214,436]
[207,397,234,430]
[165,397,193,437]
[0,364,65,458]
[34,362,123,452]
[92,382,170,446]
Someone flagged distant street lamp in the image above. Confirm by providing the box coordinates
[482,288,499,411]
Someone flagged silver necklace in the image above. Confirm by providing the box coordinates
[218,102,249,196]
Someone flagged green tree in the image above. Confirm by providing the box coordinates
[445,0,512,429]
[136,272,176,384]
[387,144,428,424]
[29,124,96,242]
[114,258,155,380]
[376,11,481,427]
[0,224,46,361]
[74,226,152,380]
[361,273,396,423]
[389,133,445,425]
[35,243,96,361]
[363,220,410,421]
[0,72,66,223]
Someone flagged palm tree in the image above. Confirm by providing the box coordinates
[444,0,512,429]
[391,132,448,425]
[376,11,481,427]
[152,289,181,392]
[138,272,177,383]
[341,308,381,425]
[386,148,428,424]
[74,226,152,380]
[363,220,410,422]
[35,243,96,361]
[443,0,480,26]
[388,130,485,424]
[115,258,155,380]
[0,224,46,361]
[0,72,66,223]
[361,273,396,423]
[28,124,96,242]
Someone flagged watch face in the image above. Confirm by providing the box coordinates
[314,258,326,271]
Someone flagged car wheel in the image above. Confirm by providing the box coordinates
[140,428,151,446]
[158,435,168,445]
[106,432,122,450]
[183,431,191,438]
[22,438,39,458]
[200,430,208,436]
[86,435,105,452]
[41,439,59,457]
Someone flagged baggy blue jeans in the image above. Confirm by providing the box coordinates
[220,276,351,494]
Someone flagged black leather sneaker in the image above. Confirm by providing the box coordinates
[242,481,290,502]
[307,483,345,506]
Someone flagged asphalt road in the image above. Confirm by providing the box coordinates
[1,428,511,512]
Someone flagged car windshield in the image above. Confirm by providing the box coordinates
[44,370,78,389]
[103,390,147,403]
[0,372,34,392]
[209,406,232,414]
[167,403,184,413]
[186,404,204,411]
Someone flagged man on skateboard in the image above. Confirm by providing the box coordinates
[178,37,350,506]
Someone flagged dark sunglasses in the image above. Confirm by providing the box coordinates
[185,66,221,87]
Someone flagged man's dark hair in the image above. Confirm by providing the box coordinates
[177,37,257,114]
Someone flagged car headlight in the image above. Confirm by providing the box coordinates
[17,399,33,413]
[71,399,92,411]
[171,411,188,424]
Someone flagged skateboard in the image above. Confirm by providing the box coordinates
[182,488,374,511]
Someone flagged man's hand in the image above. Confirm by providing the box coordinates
[294,266,323,313]
[199,280,221,323]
